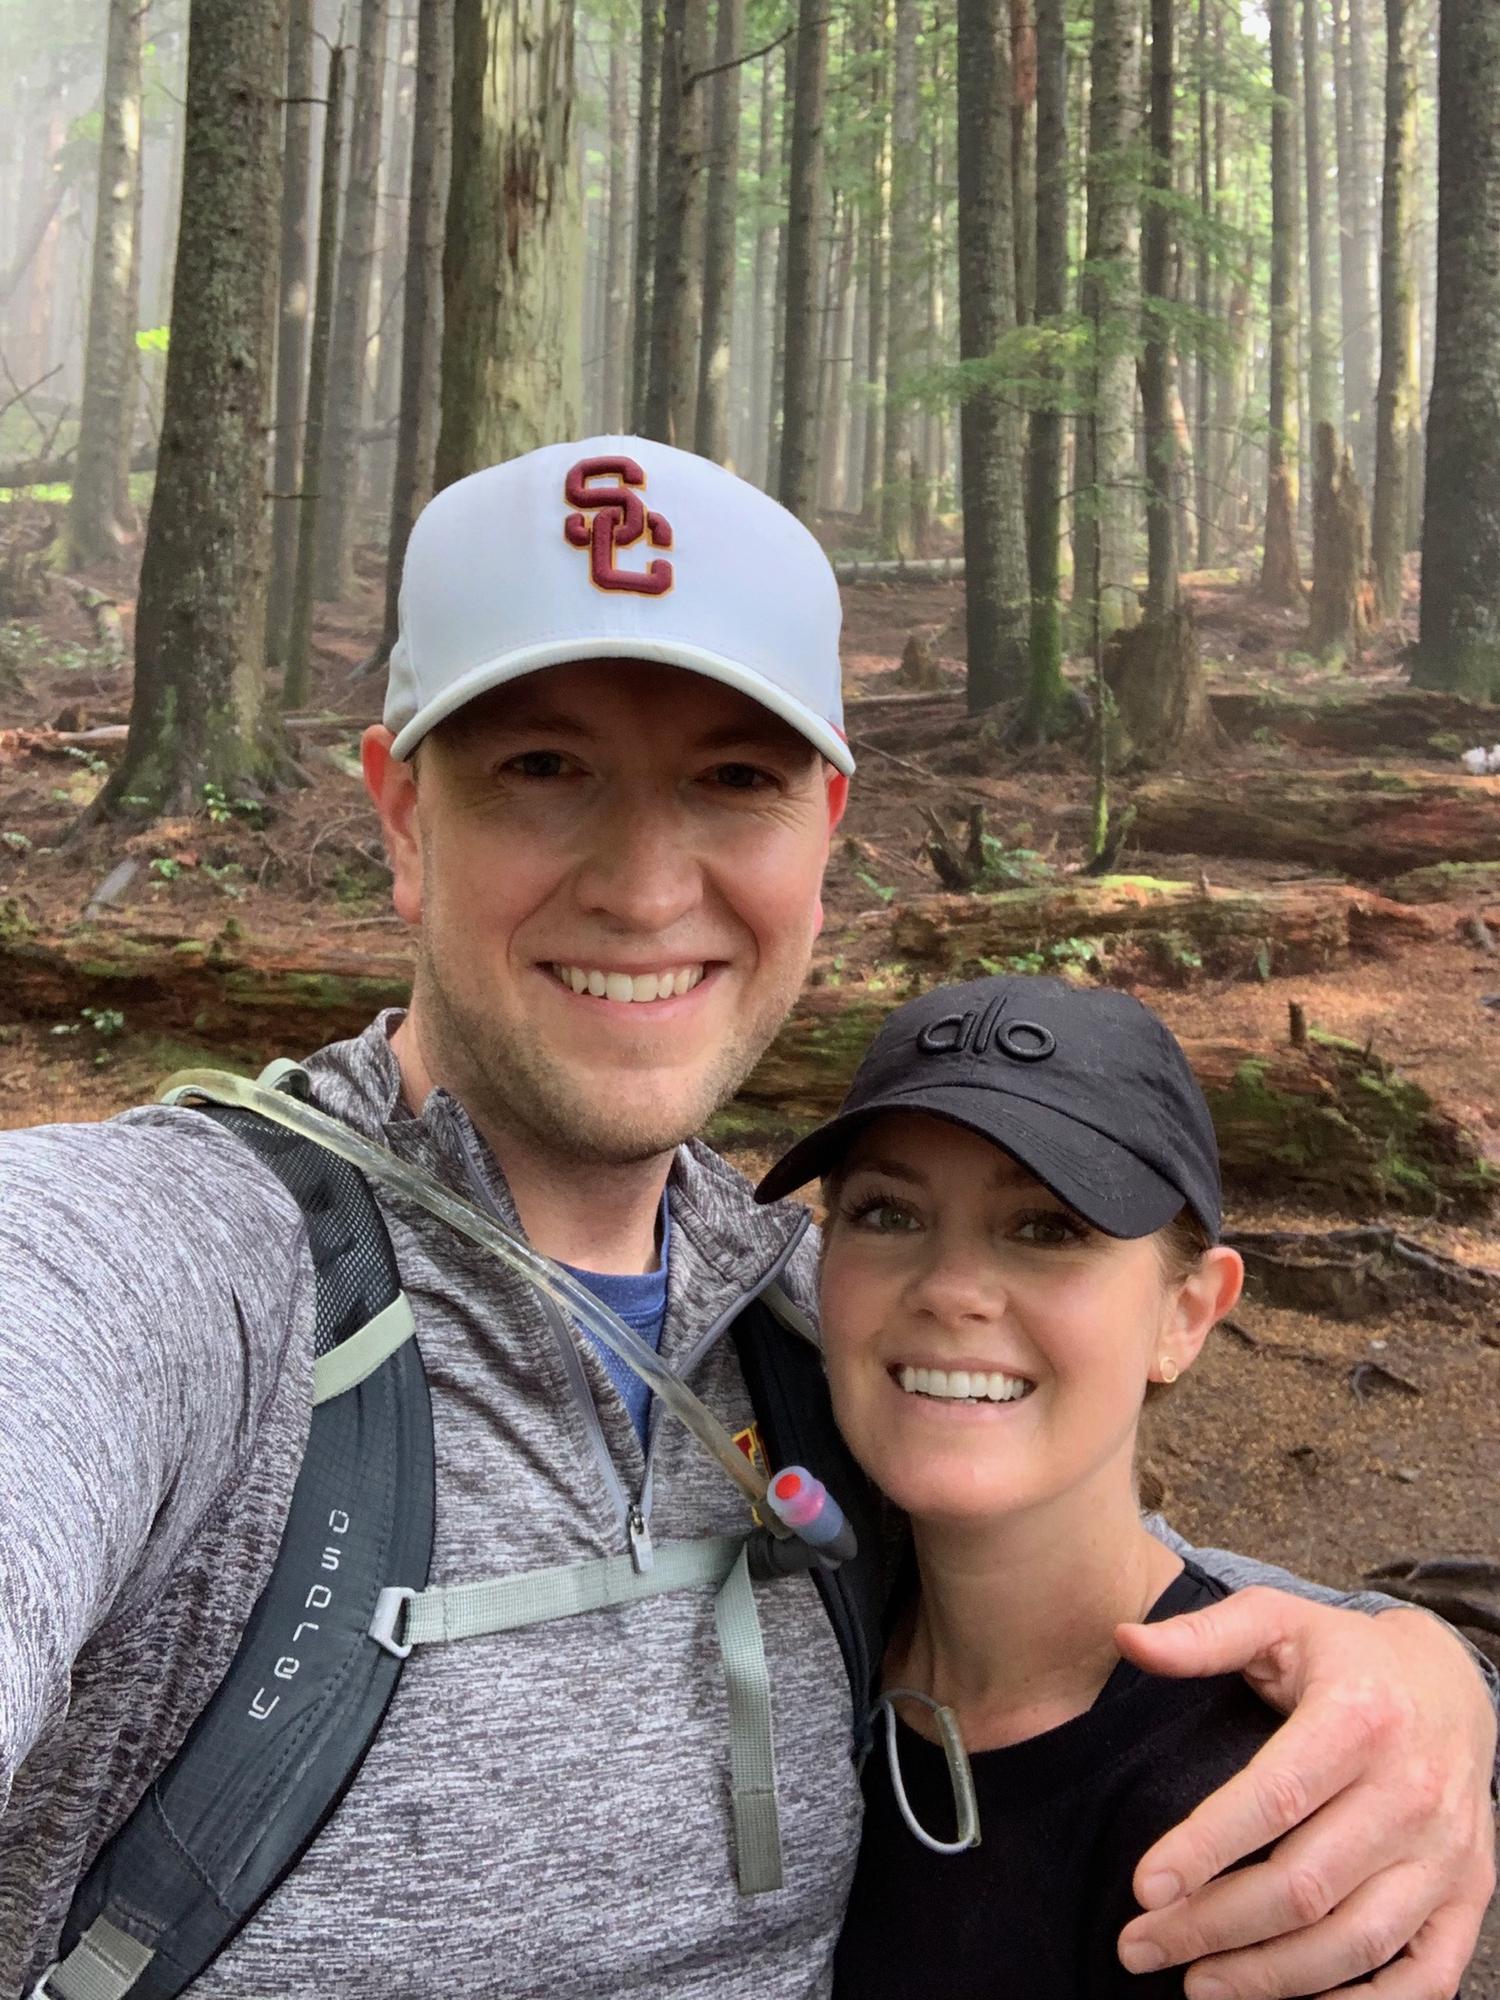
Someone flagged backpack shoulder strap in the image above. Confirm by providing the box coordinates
[733,1285,895,1761]
[41,1103,435,2000]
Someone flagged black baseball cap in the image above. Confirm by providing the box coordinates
[754,974,1222,1241]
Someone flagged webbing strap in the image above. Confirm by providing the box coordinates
[311,1292,416,1405]
[392,1534,784,1895]
[400,1534,744,1644]
[37,1917,154,2000]
[713,1543,785,1895]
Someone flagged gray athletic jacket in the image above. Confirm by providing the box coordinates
[0,1014,1457,1999]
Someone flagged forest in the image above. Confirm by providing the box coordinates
[1,0,1499,1975]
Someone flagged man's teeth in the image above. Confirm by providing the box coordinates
[552,964,705,1003]
[898,1366,1034,1404]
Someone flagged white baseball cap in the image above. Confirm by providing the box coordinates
[384,435,854,774]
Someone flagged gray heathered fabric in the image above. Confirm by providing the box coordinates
[3,1013,1490,1998]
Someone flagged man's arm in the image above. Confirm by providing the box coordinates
[0,1112,312,1809]
[1111,1523,1497,1998]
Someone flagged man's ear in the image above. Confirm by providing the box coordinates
[826,768,850,833]
[361,725,423,925]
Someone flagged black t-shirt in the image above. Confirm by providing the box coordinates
[833,1562,1280,1999]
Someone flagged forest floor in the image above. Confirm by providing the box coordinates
[2,512,1499,1985]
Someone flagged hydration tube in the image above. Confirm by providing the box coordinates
[159,1067,783,1528]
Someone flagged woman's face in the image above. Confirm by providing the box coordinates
[817,1111,1232,1530]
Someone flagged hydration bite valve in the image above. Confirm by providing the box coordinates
[764,1466,858,1565]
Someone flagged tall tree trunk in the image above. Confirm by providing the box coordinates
[379,0,452,664]
[436,0,580,482]
[1345,0,1382,487]
[1370,0,1419,623]
[1260,0,1304,606]
[1011,0,1038,327]
[602,35,630,433]
[367,8,415,518]
[284,40,347,712]
[1073,0,1142,642]
[777,0,830,521]
[748,49,777,486]
[1024,0,1068,735]
[315,0,387,598]
[765,34,794,491]
[1193,0,1213,568]
[629,0,660,432]
[859,5,888,529]
[266,0,316,666]
[1415,0,1500,697]
[102,0,287,818]
[1302,0,1337,435]
[695,0,744,465]
[1332,0,1378,484]
[1142,0,1178,621]
[66,0,144,567]
[880,0,922,556]
[955,0,1029,711]
[643,0,705,443]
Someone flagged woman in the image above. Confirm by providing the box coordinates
[756,973,1277,1998]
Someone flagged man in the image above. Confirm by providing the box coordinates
[1,439,1493,2000]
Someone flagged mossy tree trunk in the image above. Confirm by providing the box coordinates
[378,0,452,664]
[1370,0,1419,625]
[1260,0,1304,608]
[65,0,143,569]
[1073,0,1142,645]
[777,0,830,521]
[1023,0,1069,737]
[101,0,287,821]
[694,0,743,467]
[436,0,580,483]
[265,0,315,668]
[629,0,660,432]
[1140,0,1177,625]
[1414,0,1500,700]
[315,0,387,598]
[879,0,923,557]
[955,0,1029,710]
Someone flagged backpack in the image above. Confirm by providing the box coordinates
[35,1092,890,2000]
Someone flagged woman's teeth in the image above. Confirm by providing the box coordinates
[898,1366,1034,1404]
[551,964,704,1003]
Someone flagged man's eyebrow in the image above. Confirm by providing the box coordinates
[691,719,816,756]
[474,706,598,741]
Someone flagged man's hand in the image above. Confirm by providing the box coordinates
[1112,1588,1497,1998]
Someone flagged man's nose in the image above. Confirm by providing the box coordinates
[571,789,703,933]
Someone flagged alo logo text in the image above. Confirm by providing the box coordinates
[917,993,1056,1063]
[563,454,674,595]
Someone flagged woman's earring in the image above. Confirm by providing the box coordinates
[1158,1356,1179,1384]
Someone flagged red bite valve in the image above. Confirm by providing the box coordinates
[764,1465,857,1562]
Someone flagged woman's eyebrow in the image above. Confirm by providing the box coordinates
[842,1156,928,1187]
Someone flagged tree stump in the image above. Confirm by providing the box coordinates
[893,628,946,690]
[1308,421,1373,663]
[1104,604,1222,766]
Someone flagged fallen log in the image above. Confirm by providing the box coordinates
[831,556,965,583]
[1207,686,1500,755]
[719,986,1497,1215]
[0,442,156,491]
[0,919,411,1045]
[846,877,1436,987]
[1384,859,1500,905]
[1131,769,1500,879]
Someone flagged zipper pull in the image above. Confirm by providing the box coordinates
[628,1504,655,1574]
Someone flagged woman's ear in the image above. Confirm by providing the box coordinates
[1156,1245,1244,1382]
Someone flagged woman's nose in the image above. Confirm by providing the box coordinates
[906,1240,1007,1326]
